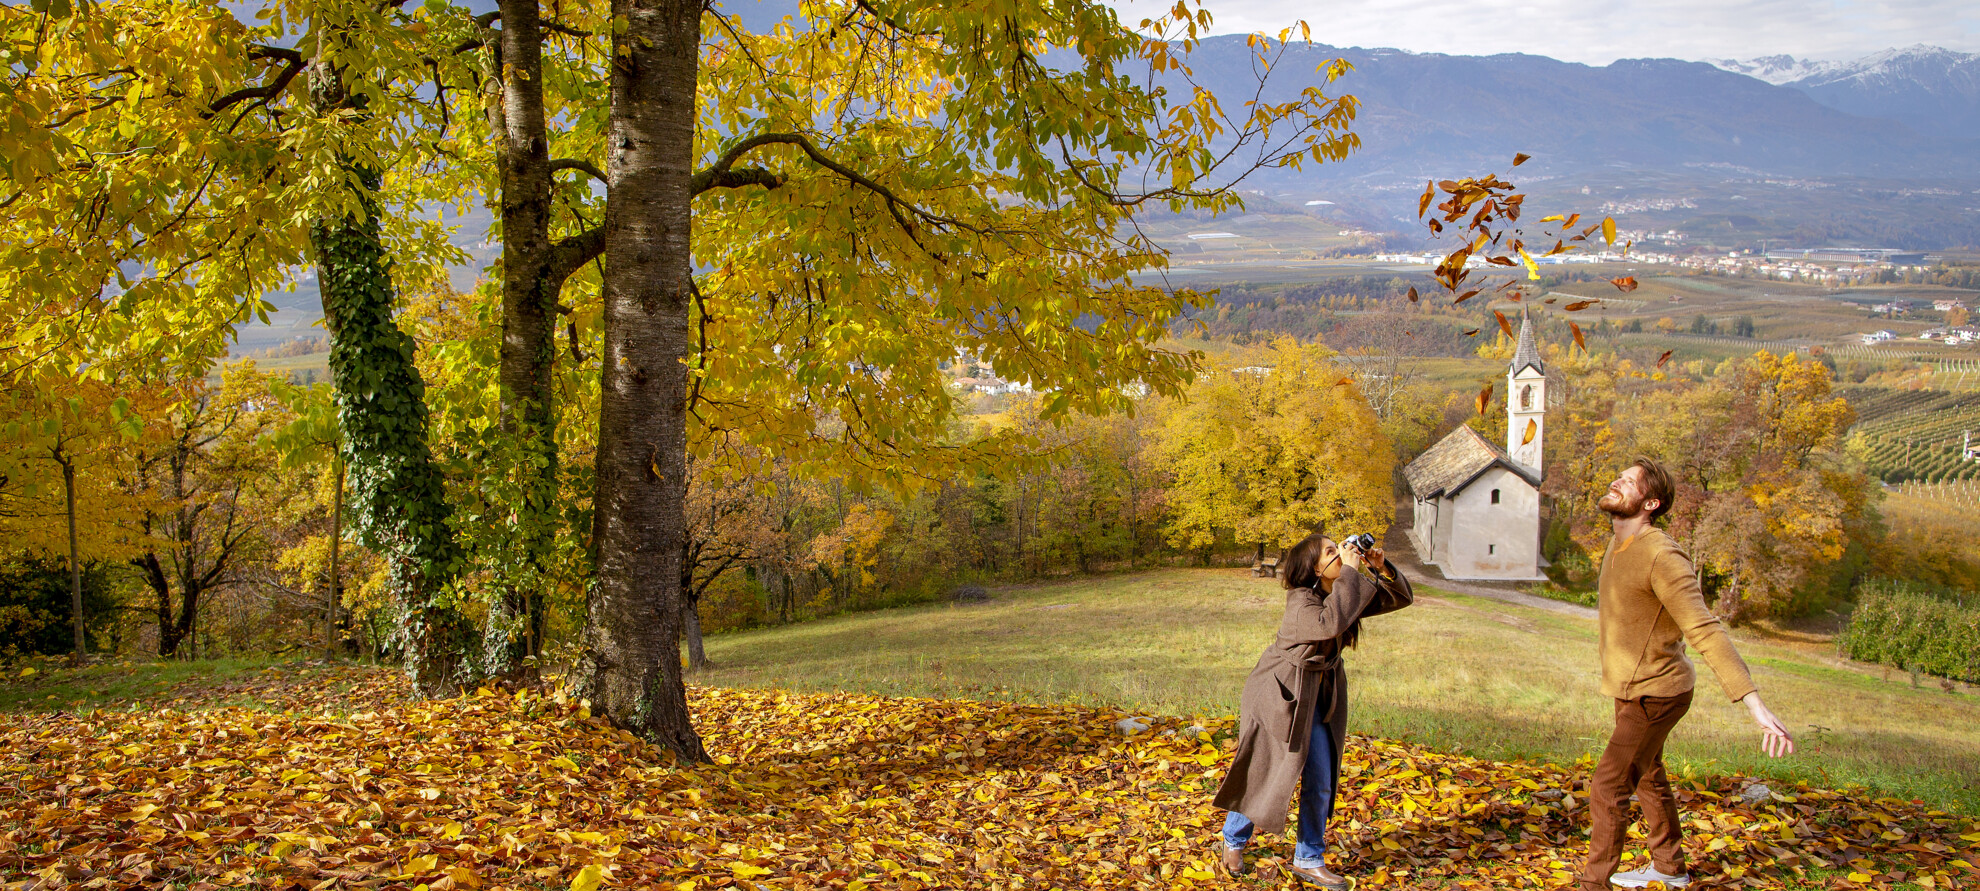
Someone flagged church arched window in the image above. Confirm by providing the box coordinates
[1490,489,1500,504]
[1519,384,1533,411]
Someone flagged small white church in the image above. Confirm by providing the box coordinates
[1403,309,1548,581]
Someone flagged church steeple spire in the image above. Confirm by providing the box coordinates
[1506,307,1546,475]
[1510,307,1543,378]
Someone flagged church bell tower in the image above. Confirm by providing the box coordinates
[1507,308,1546,475]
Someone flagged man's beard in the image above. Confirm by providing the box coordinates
[1598,490,1644,518]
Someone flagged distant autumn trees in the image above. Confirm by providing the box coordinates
[1541,346,1869,624]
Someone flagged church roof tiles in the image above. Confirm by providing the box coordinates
[1403,424,1541,500]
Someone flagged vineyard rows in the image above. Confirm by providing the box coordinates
[1887,478,1980,513]
[1839,387,1980,483]
[1928,358,1980,392]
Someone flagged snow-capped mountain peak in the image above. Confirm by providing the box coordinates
[1713,45,1980,141]
[1708,53,1838,85]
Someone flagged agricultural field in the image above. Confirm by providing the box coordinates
[1546,275,1958,343]
[1838,387,1980,484]
[1885,479,1980,517]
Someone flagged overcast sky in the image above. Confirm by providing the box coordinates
[1104,0,1980,65]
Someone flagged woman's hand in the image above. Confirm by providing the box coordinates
[1338,543,1365,573]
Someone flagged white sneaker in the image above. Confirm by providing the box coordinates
[1610,865,1691,888]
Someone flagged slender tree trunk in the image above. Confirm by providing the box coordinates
[484,0,563,680]
[309,44,475,697]
[680,537,707,671]
[326,453,343,658]
[60,453,82,662]
[682,596,707,672]
[577,0,707,761]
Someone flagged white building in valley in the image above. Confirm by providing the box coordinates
[1403,309,1547,580]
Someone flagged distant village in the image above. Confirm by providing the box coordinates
[1860,297,1976,346]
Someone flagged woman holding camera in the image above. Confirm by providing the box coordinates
[1212,531,1415,888]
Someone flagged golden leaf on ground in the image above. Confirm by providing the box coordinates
[570,864,605,891]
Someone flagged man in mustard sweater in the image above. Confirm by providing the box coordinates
[1578,457,1795,890]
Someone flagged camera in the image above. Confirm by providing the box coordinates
[1340,533,1377,553]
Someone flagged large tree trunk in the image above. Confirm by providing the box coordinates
[577,0,707,761]
[309,45,476,697]
[482,0,562,680]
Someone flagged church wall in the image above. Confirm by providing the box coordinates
[1443,467,1543,580]
[1413,497,1439,562]
[1433,493,1456,566]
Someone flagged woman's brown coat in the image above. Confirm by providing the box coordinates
[1211,562,1415,834]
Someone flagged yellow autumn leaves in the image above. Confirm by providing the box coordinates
[3,664,1975,890]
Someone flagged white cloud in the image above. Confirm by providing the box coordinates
[1105,0,1980,64]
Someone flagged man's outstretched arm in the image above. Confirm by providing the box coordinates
[1650,551,1795,757]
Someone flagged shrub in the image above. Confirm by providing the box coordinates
[1839,580,1980,683]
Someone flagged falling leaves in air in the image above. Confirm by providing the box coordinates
[1463,327,1481,337]
[1476,382,1493,416]
[1522,418,1538,446]
[1512,152,1531,166]
[1570,321,1587,353]
[1564,300,1599,311]
[1494,309,1514,339]
[1658,349,1675,369]
[1,666,1973,891]
[1609,277,1639,292]
[1406,286,1419,303]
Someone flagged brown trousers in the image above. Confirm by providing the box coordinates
[1578,690,1694,889]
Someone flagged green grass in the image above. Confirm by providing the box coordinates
[0,656,279,712]
[695,568,1980,815]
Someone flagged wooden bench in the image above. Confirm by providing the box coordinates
[1252,557,1279,578]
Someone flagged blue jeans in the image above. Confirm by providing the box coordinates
[1222,720,1336,869]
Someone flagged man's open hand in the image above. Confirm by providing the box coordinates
[1744,693,1795,757]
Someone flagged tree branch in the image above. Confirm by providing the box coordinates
[691,132,976,248]
[205,45,305,117]
[548,158,607,184]
[547,226,605,286]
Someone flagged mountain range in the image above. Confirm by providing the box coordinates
[1138,39,1980,246]
[1710,45,1980,142]
[1164,40,1978,182]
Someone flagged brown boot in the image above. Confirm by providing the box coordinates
[1287,863,1350,890]
[1218,844,1246,876]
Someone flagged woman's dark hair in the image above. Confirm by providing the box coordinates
[1280,532,1332,592]
[1279,531,1361,649]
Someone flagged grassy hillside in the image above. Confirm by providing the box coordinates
[698,568,1980,814]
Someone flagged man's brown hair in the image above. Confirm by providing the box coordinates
[1632,456,1675,523]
